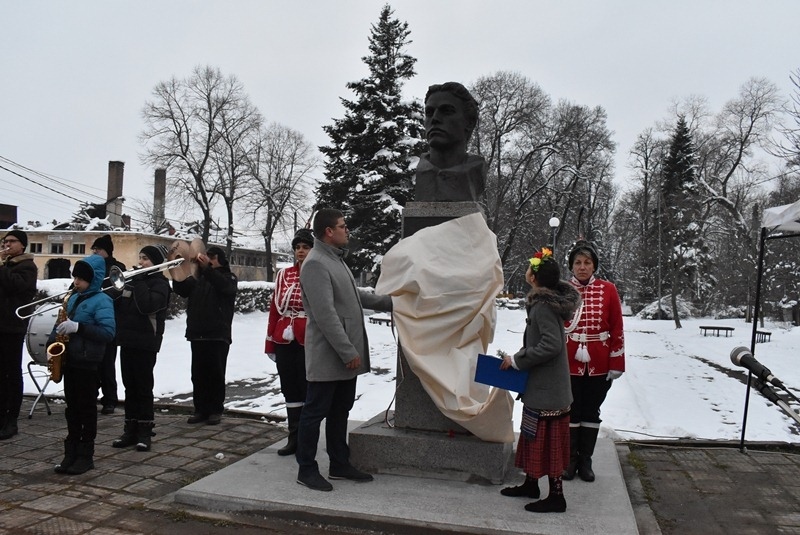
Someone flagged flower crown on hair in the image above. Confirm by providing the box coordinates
[529,247,553,272]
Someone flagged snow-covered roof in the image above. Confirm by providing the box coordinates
[762,200,800,233]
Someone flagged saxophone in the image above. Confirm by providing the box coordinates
[46,292,72,383]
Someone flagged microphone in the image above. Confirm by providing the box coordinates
[730,346,784,389]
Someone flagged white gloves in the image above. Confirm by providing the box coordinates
[57,320,80,335]
[606,370,623,381]
[267,353,276,363]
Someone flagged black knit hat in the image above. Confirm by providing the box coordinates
[3,229,28,248]
[291,228,314,249]
[72,260,94,282]
[568,240,599,270]
[206,246,227,266]
[91,234,114,255]
[140,244,168,265]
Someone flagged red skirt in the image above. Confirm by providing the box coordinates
[514,413,570,478]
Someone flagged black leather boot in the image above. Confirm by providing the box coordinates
[278,406,301,457]
[112,419,138,448]
[501,475,540,498]
[66,441,95,475]
[54,439,78,474]
[577,426,600,482]
[562,426,580,480]
[135,421,155,452]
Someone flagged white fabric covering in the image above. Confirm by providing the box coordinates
[377,213,514,443]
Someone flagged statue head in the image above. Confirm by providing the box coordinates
[424,82,479,150]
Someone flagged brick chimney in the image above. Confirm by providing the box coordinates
[106,161,125,228]
[154,169,167,231]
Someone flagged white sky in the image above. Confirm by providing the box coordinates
[24,289,800,443]
[2,0,800,227]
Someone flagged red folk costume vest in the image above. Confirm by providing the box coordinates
[264,264,307,353]
[564,275,625,376]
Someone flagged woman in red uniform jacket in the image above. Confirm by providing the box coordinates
[563,240,625,483]
[265,228,313,456]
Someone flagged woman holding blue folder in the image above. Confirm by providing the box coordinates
[499,247,581,513]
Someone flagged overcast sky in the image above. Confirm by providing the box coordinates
[2,0,799,230]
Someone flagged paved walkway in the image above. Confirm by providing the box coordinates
[2,396,800,534]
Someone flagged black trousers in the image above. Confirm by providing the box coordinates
[275,340,307,408]
[97,341,119,406]
[64,366,99,442]
[190,340,229,416]
[569,373,613,425]
[296,377,356,476]
[120,346,157,421]
[0,333,25,421]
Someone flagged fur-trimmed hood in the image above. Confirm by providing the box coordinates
[526,280,582,320]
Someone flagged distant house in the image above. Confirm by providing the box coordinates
[22,229,281,282]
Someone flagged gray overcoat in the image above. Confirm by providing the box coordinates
[513,280,581,410]
[299,239,392,382]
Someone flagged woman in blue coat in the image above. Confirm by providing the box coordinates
[49,254,116,475]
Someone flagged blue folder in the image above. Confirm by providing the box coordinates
[475,354,529,394]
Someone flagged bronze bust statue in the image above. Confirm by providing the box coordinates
[415,82,486,202]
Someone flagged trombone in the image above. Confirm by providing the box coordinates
[15,258,185,319]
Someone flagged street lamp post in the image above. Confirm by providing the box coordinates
[548,216,560,255]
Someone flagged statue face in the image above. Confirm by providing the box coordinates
[424,91,469,151]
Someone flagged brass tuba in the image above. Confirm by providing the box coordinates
[46,291,72,383]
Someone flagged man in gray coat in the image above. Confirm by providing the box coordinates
[295,208,392,492]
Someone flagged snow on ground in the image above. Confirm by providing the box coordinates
[24,304,800,443]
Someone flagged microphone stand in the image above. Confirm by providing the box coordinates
[753,379,800,426]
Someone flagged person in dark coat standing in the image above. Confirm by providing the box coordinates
[111,244,171,452]
[90,234,126,415]
[0,230,38,440]
[265,228,314,457]
[172,245,237,425]
[51,254,116,474]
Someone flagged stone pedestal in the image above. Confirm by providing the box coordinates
[349,201,513,484]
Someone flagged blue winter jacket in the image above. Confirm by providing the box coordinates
[48,254,116,370]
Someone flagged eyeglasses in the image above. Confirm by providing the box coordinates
[2,238,20,244]
[334,224,348,230]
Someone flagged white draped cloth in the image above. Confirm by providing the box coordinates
[377,213,515,443]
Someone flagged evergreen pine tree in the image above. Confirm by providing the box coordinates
[660,116,712,325]
[316,4,425,278]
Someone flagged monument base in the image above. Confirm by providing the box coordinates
[349,412,513,485]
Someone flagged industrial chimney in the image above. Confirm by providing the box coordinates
[106,161,125,228]
[154,168,167,231]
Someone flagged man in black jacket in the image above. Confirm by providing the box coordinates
[0,230,38,440]
[172,246,237,425]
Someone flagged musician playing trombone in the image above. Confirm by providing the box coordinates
[111,245,171,452]
[0,230,37,441]
[50,254,115,475]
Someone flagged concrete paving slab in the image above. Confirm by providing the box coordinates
[175,427,637,534]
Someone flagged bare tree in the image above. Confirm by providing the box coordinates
[213,92,263,253]
[139,65,254,243]
[244,122,317,281]
[770,67,800,168]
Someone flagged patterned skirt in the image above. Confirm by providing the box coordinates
[514,409,570,479]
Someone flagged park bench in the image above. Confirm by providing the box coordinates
[699,325,735,337]
[368,314,392,326]
[755,330,772,343]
